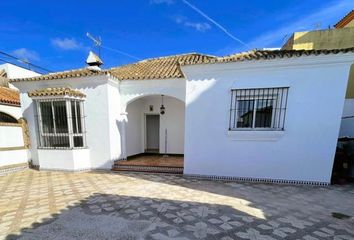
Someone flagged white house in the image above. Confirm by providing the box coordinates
[0,64,40,172]
[9,49,354,184]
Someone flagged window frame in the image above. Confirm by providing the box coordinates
[229,87,289,131]
[36,97,86,149]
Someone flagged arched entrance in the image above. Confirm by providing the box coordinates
[114,94,185,173]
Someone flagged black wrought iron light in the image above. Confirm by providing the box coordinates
[160,95,165,115]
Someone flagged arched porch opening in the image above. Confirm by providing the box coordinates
[116,94,185,172]
[126,94,185,156]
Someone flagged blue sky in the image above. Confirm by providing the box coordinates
[0,0,353,72]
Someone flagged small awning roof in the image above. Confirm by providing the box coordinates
[28,87,86,98]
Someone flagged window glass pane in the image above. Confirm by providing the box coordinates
[71,101,76,133]
[40,102,54,133]
[237,100,254,128]
[71,101,83,134]
[255,99,273,128]
[76,102,82,133]
[43,136,70,148]
[53,101,68,133]
[74,136,83,147]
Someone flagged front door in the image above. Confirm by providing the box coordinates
[146,115,159,153]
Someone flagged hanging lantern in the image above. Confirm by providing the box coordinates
[160,95,165,115]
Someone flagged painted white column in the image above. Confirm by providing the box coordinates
[120,111,128,160]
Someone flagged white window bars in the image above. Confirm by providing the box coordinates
[35,98,86,149]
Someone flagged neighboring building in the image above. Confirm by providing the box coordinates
[334,10,354,28]
[282,9,354,138]
[0,64,40,172]
[10,49,354,184]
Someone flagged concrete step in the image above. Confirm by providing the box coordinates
[112,164,183,174]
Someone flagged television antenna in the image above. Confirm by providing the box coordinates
[86,32,102,57]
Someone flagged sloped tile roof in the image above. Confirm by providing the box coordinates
[9,49,354,82]
[109,53,217,80]
[10,68,109,83]
[28,87,86,98]
[181,48,354,65]
[334,10,354,28]
[0,87,20,106]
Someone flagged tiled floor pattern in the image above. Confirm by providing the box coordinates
[0,170,353,239]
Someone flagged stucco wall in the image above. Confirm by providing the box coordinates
[38,149,90,171]
[120,78,186,108]
[182,54,354,183]
[0,149,28,168]
[0,64,40,79]
[126,95,185,156]
[0,104,22,119]
[12,75,113,169]
[107,80,123,162]
[0,105,28,168]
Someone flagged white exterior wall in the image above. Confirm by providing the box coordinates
[0,63,38,168]
[107,79,123,161]
[126,98,144,156]
[38,149,90,171]
[0,126,23,147]
[0,104,22,119]
[126,95,185,156]
[0,104,28,168]
[182,54,354,183]
[0,64,40,79]
[0,150,28,168]
[12,75,114,170]
[120,78,186,108]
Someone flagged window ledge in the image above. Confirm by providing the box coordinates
[37,147,89,150]
[227,130,284,141]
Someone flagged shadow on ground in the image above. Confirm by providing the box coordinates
[6,189,354,240]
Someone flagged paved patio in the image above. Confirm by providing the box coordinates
[0,170,354,240]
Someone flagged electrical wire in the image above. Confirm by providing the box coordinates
[0,50,52,73]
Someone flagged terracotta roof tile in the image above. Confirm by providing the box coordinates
[0,87,20,106]
[181,48,354,65]
[109,53,217,80]
[10,68,109,83]
[334,10,354,28]
[9,49,354,82]
[28,87,86,98]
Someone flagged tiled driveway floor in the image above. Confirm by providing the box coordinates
[0,170,354,239]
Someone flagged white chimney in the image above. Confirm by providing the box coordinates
[86,51,103,70]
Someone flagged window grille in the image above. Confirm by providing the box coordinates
[229,87,289,131]
[36,99,86,149]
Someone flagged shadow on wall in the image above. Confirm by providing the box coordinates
[7,193,266,240]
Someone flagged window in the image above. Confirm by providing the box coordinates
[36,99,86,149]
[229,87,289,130]
[0,112,18,123]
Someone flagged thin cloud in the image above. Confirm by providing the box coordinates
[184,22,211,32]
[181,0,248,47]
[175,15,211,32]
[12,48,40,62]
[247,0,353,49]
[51,38,83,50]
